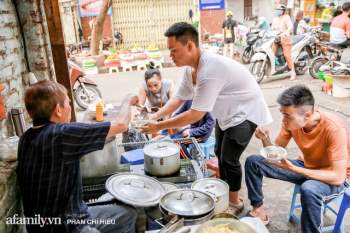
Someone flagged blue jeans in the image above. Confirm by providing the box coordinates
[245,155,346,233]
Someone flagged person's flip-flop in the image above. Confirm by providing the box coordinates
[245,211,270,226]
[225,199,245,216]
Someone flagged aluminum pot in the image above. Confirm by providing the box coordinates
[159,189,215,226]
[143,141,180,176]
[191,178,229,213]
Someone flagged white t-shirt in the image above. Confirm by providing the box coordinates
[175,50,272,130]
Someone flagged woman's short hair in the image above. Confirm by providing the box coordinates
[25,80,67,123]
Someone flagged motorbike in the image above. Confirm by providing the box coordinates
[249,30,316,83]
[309,43,347,79]
[68,60,102,110]
[241,28,264,64]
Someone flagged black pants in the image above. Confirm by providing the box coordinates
[215,120,257,192]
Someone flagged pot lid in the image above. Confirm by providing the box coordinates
[191,178,229,197]
[143,141,179,158]
[160,189,215,216]
[105,173,165,207]
[161,182,179,193]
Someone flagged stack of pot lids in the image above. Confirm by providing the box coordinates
[105,173,166,207]
[143,141,179,158]
[191,178,229,197]
[160,189,215,216]
[161,182,179,193]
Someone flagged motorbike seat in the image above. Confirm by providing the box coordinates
[292,35,306,45]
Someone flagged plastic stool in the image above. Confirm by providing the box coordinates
[198,136,215,159]
[137,63,147,71]
[288,184,346,232]
[108,67,119,73]
[121,64,133,72]
[333,188,350,233]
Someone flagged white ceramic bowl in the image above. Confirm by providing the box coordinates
[260,146,287,162]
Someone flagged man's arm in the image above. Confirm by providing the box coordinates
[292,160,347,186]
[255,126,291,148]
[107,94,137,138]
[142,109,206,134]
[345,22,350,39]
[152,98,184,120]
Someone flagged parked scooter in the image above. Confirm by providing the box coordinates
[241,28,264,64]
[68,60,102,110]
[309,43,346,79]
[249,31,316,83]
[320,59,350,75]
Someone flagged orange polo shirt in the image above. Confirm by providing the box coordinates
[277,111,350,179]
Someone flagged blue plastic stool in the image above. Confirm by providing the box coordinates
[198,136,215,159]
[288,185,346,232]
[333,188,350,233]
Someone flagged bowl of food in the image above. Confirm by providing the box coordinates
[196,218,256,233]
[260,146,287,162]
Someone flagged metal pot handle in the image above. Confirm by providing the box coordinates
[177,191,197,202]
[125,180,145,189]
[205,191,218,202]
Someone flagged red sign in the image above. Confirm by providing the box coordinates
[78,0,112,17]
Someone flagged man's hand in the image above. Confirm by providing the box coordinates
[128,95,139,106]
[141,121,161,134]
[182,129,190,137]
[148,113,159,120]
[255,127,269,140]
[267,158,295,171]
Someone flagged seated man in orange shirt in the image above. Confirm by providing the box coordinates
[330,2,350,47]
[244,85,349,233]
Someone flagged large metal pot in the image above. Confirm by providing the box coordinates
[143,141,180,176]
[191,178,229,213]
[105,173,166,207]
[159,189,215,226]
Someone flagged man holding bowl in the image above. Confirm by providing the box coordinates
[245,85,350,233]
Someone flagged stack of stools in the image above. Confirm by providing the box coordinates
[333,187,350,233]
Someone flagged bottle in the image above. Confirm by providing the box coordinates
[95,101,104,122]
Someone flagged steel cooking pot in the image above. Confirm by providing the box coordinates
[143,141,180,176]
[159,189,215,224]
[105,173,166,207]
[191,178,229,213]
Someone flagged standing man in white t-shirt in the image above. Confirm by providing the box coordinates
[141,22,272,215]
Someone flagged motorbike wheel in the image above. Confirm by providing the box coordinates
[309,57,329,79]
[295,48,313,76]
[250,60,268,83]
[241,47,252,64]
[74,84,102,110]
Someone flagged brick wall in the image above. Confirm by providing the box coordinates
[0,1,28,138]
[200,9,225,38]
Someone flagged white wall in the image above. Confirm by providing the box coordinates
[226,0,275,24]
[252,0,275,23]
[226,0,245,23]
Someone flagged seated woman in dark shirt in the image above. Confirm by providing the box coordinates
[162,100,215,142]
